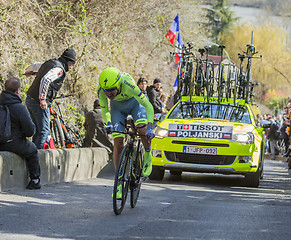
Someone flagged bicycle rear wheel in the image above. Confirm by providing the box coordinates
[130,142,144,208]
[50,119,65,148]
[113,144,132,215]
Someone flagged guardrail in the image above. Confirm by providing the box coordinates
[0,147,110,191]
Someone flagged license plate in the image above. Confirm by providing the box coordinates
[183,146,217,155]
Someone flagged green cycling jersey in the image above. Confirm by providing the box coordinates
[97,72,154,124]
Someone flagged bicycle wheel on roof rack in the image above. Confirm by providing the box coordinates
[185,61,194,96]
[226,64,233,99]
[177,62,185,99]
[217,62,225,102]
[233,68,239,104]
[209,61,215,99]
[194,60,202,96]
[50,118,65,148]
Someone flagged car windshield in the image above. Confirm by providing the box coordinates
[168,102,251,124]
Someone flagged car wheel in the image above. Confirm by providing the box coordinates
[244,169,260,188]
[149,166,165,181]
[170,170,182,176]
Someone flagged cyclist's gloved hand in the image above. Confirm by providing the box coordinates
[104,122,114,133]
[146,125,155,139]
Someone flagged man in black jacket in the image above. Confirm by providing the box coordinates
[25,48,76,149]
[147,78,166,115]
[268,117,280,160]
[0,78,41,189]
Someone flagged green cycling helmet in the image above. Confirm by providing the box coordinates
[99,67,121,90]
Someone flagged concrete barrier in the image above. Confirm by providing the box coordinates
[0,147,110,192]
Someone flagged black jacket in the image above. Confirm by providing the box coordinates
[0,91,35,139]
[268,122,279,140]
[27,57,68,105]
[147,85,163,114]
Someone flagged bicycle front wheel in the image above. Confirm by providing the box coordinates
[50,119,65,148]
[130,142,144,208]
[113,144,132,215]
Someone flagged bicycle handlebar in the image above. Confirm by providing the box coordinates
[107,122,147,136]
[109,130,146,137]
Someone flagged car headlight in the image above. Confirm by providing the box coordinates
[155,126,168,138]
[233,132,254,144]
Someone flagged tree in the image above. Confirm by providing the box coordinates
[221,23,291,102]
[205,0,238,45]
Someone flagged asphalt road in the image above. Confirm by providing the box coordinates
[0,158,290,240]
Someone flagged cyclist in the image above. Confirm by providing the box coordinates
[97,67,155,197]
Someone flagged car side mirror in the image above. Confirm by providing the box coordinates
[260,120,271,128]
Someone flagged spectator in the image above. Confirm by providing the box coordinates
[147,78,166,115]
[276,114,283,129]
[264,114,272,154]
[280,116,289,154]
[268,117,280,160]
[25,48,76,149]
[283,107,288,124]
[83,99,113,154]
[0,78,41,189]
[160,93,168,113]
[284,105,291,157]
[137,77,148,96]
[256,113,262,126]
[285,104,291,137]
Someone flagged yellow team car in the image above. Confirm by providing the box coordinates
[150,96,268,187]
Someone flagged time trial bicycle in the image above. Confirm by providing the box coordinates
[112,118,145,215]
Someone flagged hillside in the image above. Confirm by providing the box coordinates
[0,0,207,109]
[1,0,290,123]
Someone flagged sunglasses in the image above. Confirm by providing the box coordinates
[103,87,117,92]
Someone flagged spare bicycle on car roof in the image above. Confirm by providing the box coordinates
[172,31,262,107]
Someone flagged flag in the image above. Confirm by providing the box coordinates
[165,14,179,45]
[174,32,183,64]
[173,77,178,91]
